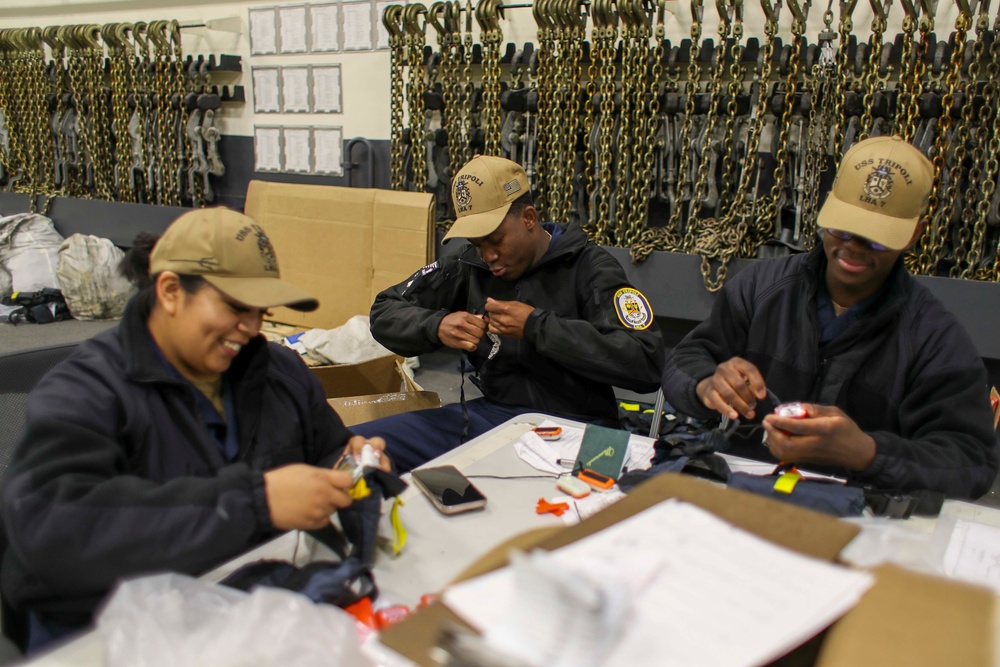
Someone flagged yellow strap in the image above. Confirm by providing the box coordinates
[10,291,19,300]
[348,477,372,500]
[619,402,640,412]
[773,471,802,494]
[389,497,407,554]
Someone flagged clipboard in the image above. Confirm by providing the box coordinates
[572,424,630,480]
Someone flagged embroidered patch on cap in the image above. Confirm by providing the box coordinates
[613,287,653,330]
[503,179,522,196]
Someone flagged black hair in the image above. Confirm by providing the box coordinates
[119,232,207,318]
[508,191,534,218]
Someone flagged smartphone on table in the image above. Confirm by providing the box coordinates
[411,465,488,515]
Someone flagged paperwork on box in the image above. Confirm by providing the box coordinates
[514,420,654,476]
[942,518,1000,592]
[442,499,874,667]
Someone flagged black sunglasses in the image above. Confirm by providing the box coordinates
[824,228,889,252]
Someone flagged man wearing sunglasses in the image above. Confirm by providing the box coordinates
[662,136,998,499]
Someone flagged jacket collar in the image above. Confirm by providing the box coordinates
[801,245,911,307]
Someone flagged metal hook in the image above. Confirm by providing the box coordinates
[428,1,448,34]
[381,4,404,38]
[786,0,807,22]
[691,0,706,25]
[867,0,890,20]
[760,0,781,22]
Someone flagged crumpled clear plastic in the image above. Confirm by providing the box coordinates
[96,573,373,667]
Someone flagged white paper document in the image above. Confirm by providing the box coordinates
[943,519,1000,592]
[249,7,278,55]
[278,5,309,53]
[342,2,373,50]
[253,127,282,172]
[444,500,874,667]
[310,3,341,51]
[280,67,311,113]
[281,127,311,173]
[252,68,280,113]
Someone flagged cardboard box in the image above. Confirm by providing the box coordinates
[380,474,995,667]
[311,354,441,426]
[245,180,435,330]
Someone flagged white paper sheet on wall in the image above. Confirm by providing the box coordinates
[313,127,344,175]
[249,7,278,55]
[253,127,282,172]
[312,66,342,113]
[278,5,310,53]
[282,128,312,173]
[252,67,281,113]
[342,1,373,50]
[281,67,311,113]
[310,3,341,52]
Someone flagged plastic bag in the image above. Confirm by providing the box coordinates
[96,573,373,667]
[56,234,134,320]
[298,315,395,365]
[0,213,64,292]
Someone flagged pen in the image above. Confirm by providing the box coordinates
[556,458,575,468]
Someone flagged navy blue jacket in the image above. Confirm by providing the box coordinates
[1,299,352,619]
[370,222,665,422]
[663,246,999,498]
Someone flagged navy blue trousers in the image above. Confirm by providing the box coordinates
[351,398,536,473]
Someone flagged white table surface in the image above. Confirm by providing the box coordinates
[20,413,1000,666]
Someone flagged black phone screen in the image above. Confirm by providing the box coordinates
[411,466,485,507]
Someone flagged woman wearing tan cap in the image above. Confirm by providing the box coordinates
[0,208,389,652]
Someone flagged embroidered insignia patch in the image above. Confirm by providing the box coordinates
[863,164,893,200]
[613,287,653,330]
[403,261,439,292]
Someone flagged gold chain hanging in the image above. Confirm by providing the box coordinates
[104,23,135,202]
[893,0,919,138]
[478,0,504,157]
[832,0,857,163]
[670,0,705,238]
[950,2,988,279]
[914,7,969,276]
[757,0,807,245]
[975,4,1000,280]
[612,2,640,244]
[624,1,666,248]
[857,0,888,141]
[404,3,428,192]
[590,0,619,245]
[682,0,733,252]
[385,5,406,190]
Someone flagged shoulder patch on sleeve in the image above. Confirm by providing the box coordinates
[403,261,440,292]
[613,287,653,330]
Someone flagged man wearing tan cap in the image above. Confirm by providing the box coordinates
[1,208,391,651]
[662,136,998,498]
[359,155,665,472]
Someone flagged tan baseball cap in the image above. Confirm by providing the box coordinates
[444,155,530,240]
[817,135,934,250]
[150,207,319,312]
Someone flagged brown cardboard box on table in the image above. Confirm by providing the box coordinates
[380,474,995,667]
[245,180,439,425]
[313,354,440,426]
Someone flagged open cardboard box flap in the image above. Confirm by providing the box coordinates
[310,354,441,426]
[380,474,994,667]
[245,180,434,330]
